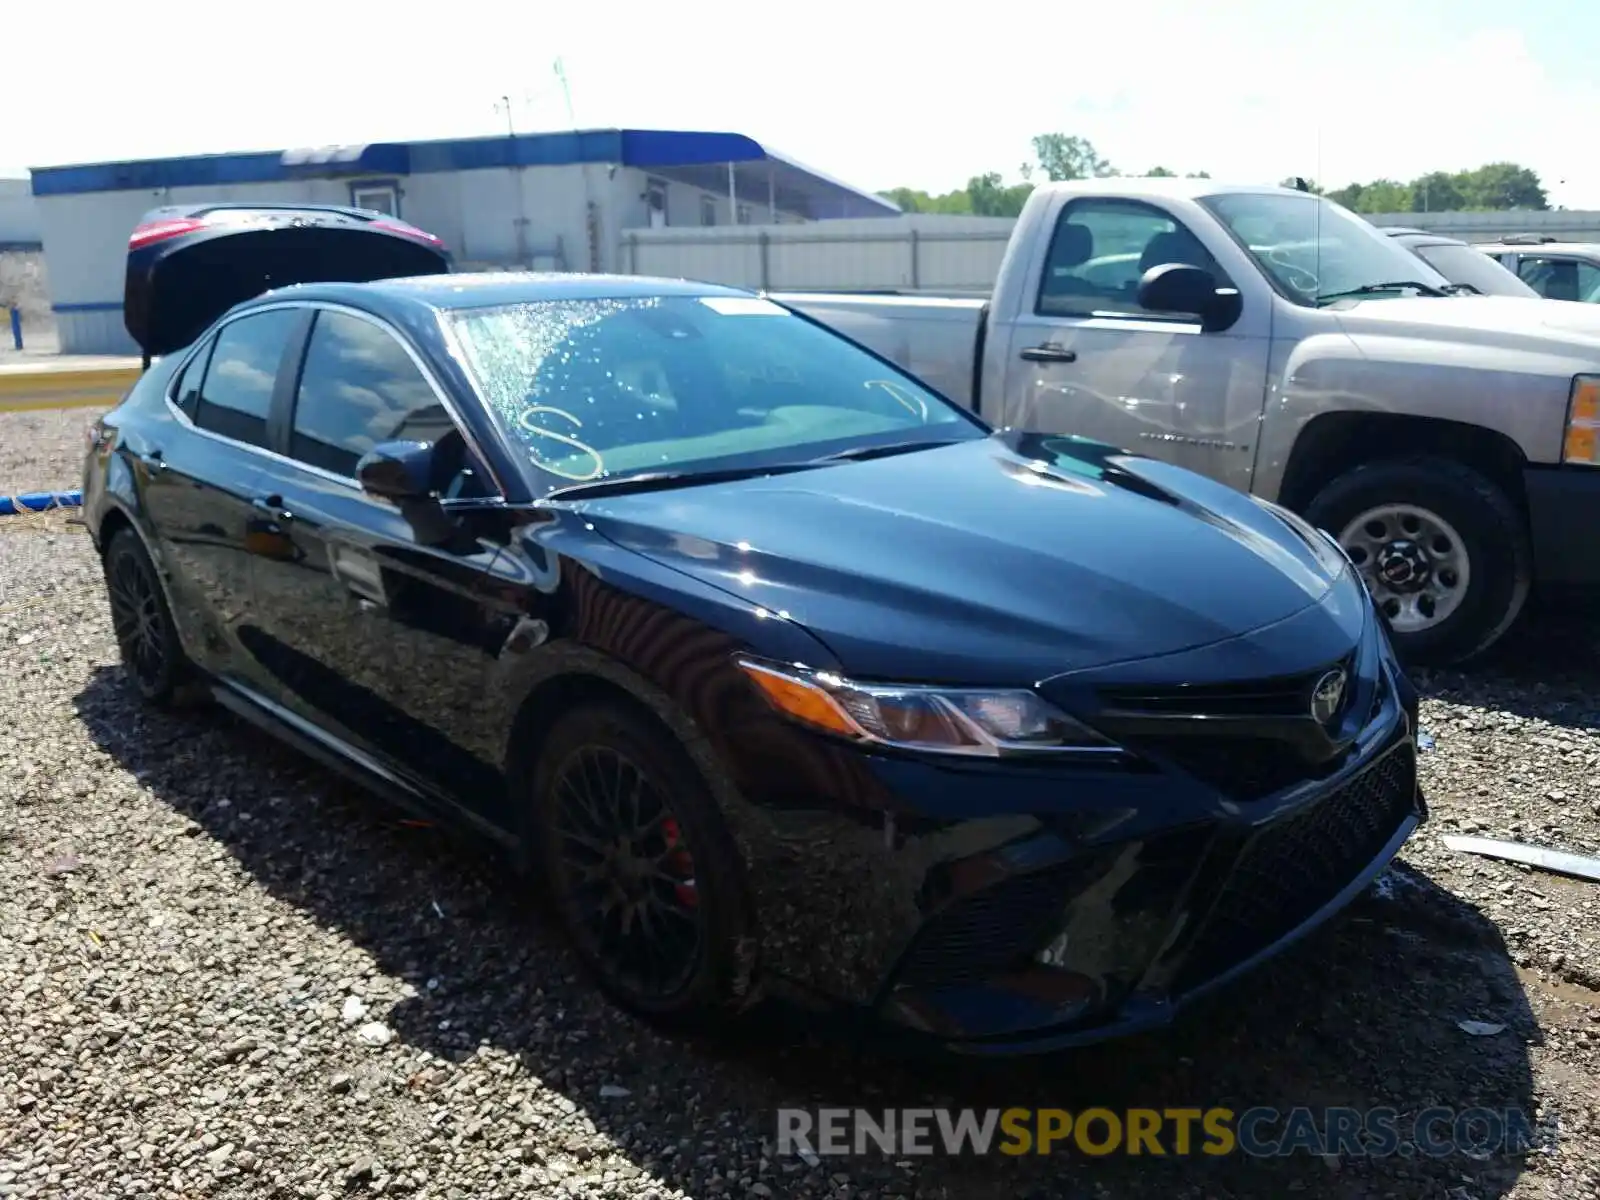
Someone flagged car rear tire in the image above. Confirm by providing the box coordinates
[529,702,756,1030]
[102,527,193,705]
[1304,457,1530,666]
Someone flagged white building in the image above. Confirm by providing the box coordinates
[29,127,899,354]
[0,178,40,246]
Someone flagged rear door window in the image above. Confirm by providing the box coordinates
[289,310,493,496]
[172,341,214,420]
[191,309,300,448]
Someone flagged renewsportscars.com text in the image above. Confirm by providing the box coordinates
[776,1106,1541,1159]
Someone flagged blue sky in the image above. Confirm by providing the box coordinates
[5,0,1598,206]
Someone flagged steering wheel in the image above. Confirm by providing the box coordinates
[1262,247,1321,295]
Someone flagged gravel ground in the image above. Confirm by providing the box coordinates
[3,405,1599,1200]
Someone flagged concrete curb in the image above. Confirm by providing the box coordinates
[0,364,141,414]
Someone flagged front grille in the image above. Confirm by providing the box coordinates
[1169,742,1415,996]
[1098,655,1354,720]
[894,864,1084,988]
[1094,653,1367,802]
[1131,735,1348,802]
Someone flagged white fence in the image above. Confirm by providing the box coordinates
[619,208,1600,295]
[619,215,1015,293]
[1366,210,1600,241]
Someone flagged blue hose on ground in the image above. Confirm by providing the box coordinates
[0,490,83,515]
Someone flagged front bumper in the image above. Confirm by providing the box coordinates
[716,594,1422,1054]
[1525,464,1600,591]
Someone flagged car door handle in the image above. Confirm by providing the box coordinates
[136,449,166,473]
[1020,343,1078,363]
[251,495,293,522]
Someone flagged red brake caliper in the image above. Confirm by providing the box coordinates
[660,817,698,908]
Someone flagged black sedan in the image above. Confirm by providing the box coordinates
[84,203,1424,1053]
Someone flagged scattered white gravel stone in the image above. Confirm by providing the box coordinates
[2,406,1599,1199]
[356,1021,393,1046]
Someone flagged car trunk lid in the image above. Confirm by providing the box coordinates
[124,203,451,358]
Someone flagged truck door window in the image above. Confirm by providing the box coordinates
[1036,199,1227,318]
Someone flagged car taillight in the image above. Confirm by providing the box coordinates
[128,217,207,250]
[371,218,446,249]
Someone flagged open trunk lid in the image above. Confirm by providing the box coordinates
[124,203,452,358]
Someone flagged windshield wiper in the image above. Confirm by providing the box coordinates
[807,437,969,464]
[1316,280,1449,304]
[544,438,968,501]
[1440,282,1481,295]
[545,462,818,501]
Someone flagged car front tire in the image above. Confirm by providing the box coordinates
[529,702,756,1030]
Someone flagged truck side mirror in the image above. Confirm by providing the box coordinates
[1137,264,1242,331]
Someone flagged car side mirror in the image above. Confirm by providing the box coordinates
[356,440,437,502]
[1136,264,1242,331]
[356,439,469,548]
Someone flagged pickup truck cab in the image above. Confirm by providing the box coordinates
[781,179,1600,665]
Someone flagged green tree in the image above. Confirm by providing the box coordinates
[1323,162,1548,213]
[1325,179,1412,213]
[1410,171,1465,212]
[1147,166,1177,177]
[1032,133,1115,182]
[1458,162,1547,210]
[964,172,1034,217]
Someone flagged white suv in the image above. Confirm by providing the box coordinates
[1474,235,1600,303]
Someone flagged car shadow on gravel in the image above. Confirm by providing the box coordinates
[1417,604,1600,735]
[74,665,1541,1200]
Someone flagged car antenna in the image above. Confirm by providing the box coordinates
[1293,177,1311,193]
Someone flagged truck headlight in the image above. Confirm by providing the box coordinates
[736,658,1122,758]
[1563,376,1600,465]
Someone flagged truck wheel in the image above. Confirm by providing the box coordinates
[1303,457,1530,666]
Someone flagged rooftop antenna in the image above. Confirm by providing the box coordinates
[553,58,576,127]
[493,94,517,138]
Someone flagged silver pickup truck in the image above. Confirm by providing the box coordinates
[779,178,1600,666]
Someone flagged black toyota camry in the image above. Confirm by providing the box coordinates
[83,203,1424,1053]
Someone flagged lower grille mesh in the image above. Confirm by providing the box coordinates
[1170,742,1416,996]
[895,864,1085,988]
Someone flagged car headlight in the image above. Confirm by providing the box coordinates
[1563,375,1600,466]
[735,657,1122,758]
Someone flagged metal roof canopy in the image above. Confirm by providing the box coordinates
[29,128,900,219]
[648,156,898,221]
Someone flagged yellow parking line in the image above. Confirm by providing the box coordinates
[0,392,122,414]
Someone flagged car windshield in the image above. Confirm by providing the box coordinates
[1410,243,1540,298]
[445,294,982,493]
[1200,192,1454,307]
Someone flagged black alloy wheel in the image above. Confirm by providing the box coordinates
[531,704,754,1027]
[103,527,189,704]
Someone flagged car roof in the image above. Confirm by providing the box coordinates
[1384,228,1468,247]
[1474,240,1600,255]
[242,271,758,316]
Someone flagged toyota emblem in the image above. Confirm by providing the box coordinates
[1310,667,1348,727]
